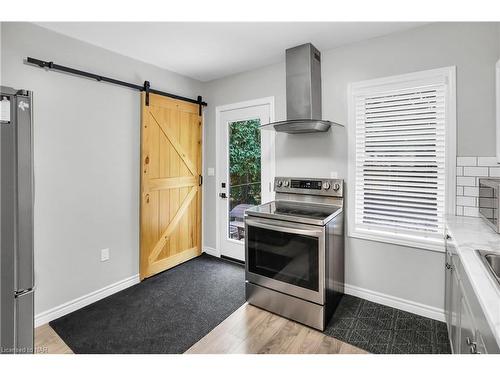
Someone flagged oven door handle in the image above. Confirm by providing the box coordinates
[245,218,323,237]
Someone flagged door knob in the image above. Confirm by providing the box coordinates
[219,192,227,199]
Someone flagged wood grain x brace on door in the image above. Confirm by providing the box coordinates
[140,93,202,280]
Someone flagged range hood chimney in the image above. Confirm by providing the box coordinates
[263,43,343,134]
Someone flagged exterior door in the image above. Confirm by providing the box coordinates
[217,101,274,261]
[140,93,202,279]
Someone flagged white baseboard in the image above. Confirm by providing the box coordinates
[344,283,445,322]
[34,274,140,327]
[203,246,220,257]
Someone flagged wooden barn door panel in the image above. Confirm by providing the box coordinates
[140,93,202,280]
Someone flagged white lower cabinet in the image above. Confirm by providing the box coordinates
[445,234,499,354]
[445,245,461,353]
[459,295,477,354]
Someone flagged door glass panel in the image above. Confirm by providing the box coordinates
[247,225,319,291]
[228,119,261,242]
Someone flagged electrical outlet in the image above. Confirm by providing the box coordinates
[100,248,110,262]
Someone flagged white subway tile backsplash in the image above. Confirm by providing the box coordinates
[464,166,489,177]
[455,156,497,217]
[456,176,476,187]
[456,196,476,207]
[489,167,500,177]
[463,186,479,196]
[457,157,477,166]
[477,157,499,166]
[463,206,479,217]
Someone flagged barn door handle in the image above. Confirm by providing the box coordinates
[199,175,203,186]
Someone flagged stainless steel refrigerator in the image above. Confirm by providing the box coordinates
[0,86,34,354]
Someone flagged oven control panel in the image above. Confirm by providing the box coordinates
[275,177,343,197]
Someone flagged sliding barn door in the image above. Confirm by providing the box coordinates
[140,93,202,280]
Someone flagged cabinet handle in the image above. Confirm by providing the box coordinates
[465,338,480,354]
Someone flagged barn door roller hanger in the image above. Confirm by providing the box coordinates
[25,57,207,114]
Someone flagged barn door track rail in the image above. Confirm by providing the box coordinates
[25,57,207,113]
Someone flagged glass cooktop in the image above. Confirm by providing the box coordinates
[245,200,341,226]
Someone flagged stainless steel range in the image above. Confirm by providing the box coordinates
[244,177,344,331]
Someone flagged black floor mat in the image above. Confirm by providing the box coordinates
[50,256,451,354]
[324,295,451,354]
[49,254,245,354]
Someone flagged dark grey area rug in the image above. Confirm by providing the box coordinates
[49,254,245,354]
[50,254,451,354]
[324,295,451,354]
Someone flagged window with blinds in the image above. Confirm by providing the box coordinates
[348,69,454,249]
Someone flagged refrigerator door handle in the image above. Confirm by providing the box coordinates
[14,91,34,292]
[14,287,35,298]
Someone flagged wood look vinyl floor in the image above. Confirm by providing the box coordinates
[186,304,367,354]
[35,324,73,354]
[35,304,367,354]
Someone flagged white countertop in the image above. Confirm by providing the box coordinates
[446,215,500,347]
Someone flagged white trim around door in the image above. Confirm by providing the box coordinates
[214,97,275,260]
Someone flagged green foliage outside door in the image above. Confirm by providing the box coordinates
[228,119,261,213]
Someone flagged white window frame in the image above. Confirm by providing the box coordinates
[347,67,456,252]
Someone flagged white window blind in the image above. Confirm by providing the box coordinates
[350,71,452,248]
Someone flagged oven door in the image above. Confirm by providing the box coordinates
[245,216,325,305]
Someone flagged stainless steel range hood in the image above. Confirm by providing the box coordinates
[263,43,343,134]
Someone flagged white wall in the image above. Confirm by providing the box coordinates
[0,22,203,316]
[203,22,500,316]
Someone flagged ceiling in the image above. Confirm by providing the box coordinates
[36,22,427,82]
